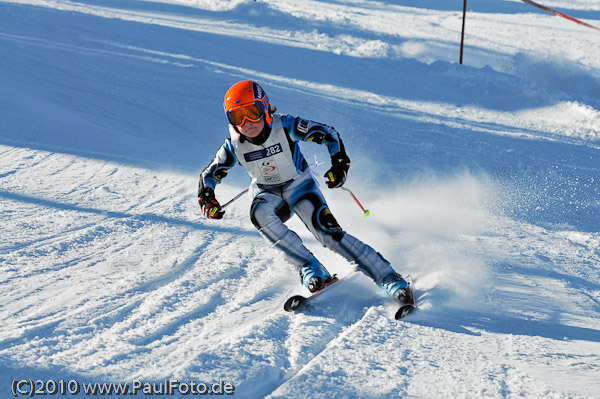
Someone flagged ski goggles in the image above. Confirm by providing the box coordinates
[226,101,266,126]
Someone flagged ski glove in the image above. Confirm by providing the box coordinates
[324,152,350,189]
[198,187,224,219]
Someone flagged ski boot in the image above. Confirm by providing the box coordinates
[299,257,332,293]
[380,272,412,305]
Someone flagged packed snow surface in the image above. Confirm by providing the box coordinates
[1,0,599,398]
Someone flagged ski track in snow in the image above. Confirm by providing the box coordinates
[1,0,600,398]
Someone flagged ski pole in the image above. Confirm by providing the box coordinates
[341,187,370,217]
[221,188,249,209]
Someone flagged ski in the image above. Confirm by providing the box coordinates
[394,275,417,320]
[283,275,341,312]
[284,273,417,320]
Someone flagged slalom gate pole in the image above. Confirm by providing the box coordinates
[221,188,249,209]
[520,0,600,32]
[460,0,467,64]
[341,187,370,217]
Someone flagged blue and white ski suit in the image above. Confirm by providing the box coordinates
[199,114,395,285]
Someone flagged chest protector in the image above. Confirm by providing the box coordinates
[229,115,301,186]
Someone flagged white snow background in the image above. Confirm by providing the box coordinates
[1,0,600,397]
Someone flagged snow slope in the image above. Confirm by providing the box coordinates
[1,0,599,397]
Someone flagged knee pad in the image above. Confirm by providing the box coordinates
[314,205,344,244]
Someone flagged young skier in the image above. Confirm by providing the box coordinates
[198,80,412,305]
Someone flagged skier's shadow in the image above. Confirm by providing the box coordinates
[0,189,254,252]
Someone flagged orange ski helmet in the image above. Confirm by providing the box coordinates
[223,80,272,127]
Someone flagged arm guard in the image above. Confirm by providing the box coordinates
[281,115,347,158]
[198,139,238,196]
